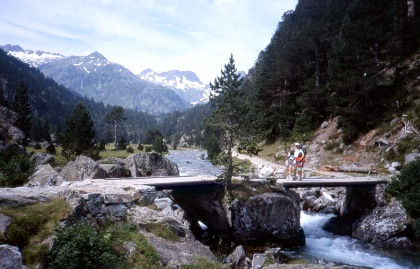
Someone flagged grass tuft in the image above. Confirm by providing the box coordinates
[142,222,179,242]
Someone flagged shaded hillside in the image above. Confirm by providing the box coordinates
[0,49,157,141]
[239,0,419,144]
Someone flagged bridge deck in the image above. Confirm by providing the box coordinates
[105,175,388,189]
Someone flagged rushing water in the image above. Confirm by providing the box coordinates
[167,150,419,269]
[300,212,419,269]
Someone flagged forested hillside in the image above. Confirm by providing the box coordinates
[0,49,157,142]
[238,0,419,144]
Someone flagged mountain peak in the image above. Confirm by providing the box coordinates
[88,51,106,59]
[1,44,24,53]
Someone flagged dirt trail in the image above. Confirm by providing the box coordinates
[233,150,351,178]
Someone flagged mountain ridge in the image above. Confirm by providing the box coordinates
[1,44,188,114]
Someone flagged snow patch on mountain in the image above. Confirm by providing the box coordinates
[1,44,65,67]
[139,69,211,104]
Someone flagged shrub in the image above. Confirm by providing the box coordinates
[145,146,152,152]
[46,143,56,155]
[98,139,106,151]
[34,143,41,150]
[325,141,340,151]
[152,136,168,154]
[117,138,127,150]
[47,222,121,269]
[0,154,35,187]
[387,159,420,237]
[137,143,144,151]
[126,146,134,153]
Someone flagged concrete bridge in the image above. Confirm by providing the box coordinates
[106,175,388,189]
[117,175,388,220]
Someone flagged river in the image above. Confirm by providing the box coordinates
[166,150,419,269]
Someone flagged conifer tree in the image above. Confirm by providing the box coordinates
[61,103,97,160]
[105,106,126,149]
[208,54,243,194]
[152,136,168,154]
[12,83,31,140]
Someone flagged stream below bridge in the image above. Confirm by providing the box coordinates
[166,150,419,269]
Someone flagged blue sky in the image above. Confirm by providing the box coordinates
[0,0,297,83]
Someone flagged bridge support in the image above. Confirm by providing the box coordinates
[324,185,377,235]
[342,185,377,217]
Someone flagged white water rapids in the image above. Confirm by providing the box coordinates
[167,150,419,269]
[300,212,418,269]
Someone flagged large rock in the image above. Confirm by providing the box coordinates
[124,152,179,177]
[352,198,412,248]
[60,156,107,181]
[97,157,125,166]
[127,200,215,267]
[0,244,22,269]
[25,164,64,187]
[99,164,131,178]
[225,245,246,266]
[0,105,25,145]
[231,192,305,247]
[30,152,55,165]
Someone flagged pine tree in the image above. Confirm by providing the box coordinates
[61,103,98,160]
[12,83,31,140]
[0,86,8,107]
[208,54,243,193]
[152,136,168,154]
[42,118,51,142]
[105,106,126,149]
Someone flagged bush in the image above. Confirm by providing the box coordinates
[117,138,127,150]
[34,143,41,150]
[47,222,121,269]
[46,143,56,155]
[145,146,152,152]
[0,153,35,187]
[387,159,420,237]
[137,143,144,151]
[126,146,134,153]
[152,136,168,154]
[98,140,106,151]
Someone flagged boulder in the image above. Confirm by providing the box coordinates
[0,244,22,269]
[352,199,412,248]
[0,106,18,129]
[99,164,131,178]
[124,152,179,177]
[127,201,215,267]
[320,121,329,129]
[97,157,125,166]
[7,126,24,144]
[258,166,275,178]
[231,192,305,247]
[25,164,64,187]
[0,213,11,237]
[225,245,246,266]
[30,152,55,165]
[404,153,419,166]
[60,156,107,181]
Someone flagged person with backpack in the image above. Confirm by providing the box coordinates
[295,151,306,180]
[285,147,295,180]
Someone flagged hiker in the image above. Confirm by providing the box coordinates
[295,151,306,180]
[285,148,295,180]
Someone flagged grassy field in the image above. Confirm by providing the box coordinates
[26,144,152,167]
